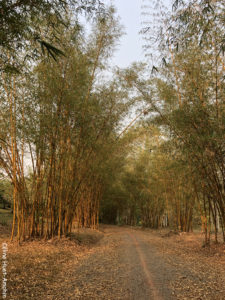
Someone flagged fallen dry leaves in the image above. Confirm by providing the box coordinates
[0,225,225,299]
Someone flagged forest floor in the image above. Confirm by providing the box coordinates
[0,224,225,300]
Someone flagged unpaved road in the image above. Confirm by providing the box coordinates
[5,225,225,300]
[69,227,174,300]
[58,226,225,300]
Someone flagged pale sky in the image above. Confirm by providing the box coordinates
[105,0,145,68]
[106,0,171,68]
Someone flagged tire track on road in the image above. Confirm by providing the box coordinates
[128,232,164,300]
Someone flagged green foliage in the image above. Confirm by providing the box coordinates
[0,6,136,238]
[0,0,104,72]
[137,0,225,238]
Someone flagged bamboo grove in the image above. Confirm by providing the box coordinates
[0,0,224,246]
[143,0,225,244]
[0,9,131,241]
[101,0,225,245]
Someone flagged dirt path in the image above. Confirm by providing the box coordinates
[3,225,225,299]
[62,226,225,300]
[65,227,174,300]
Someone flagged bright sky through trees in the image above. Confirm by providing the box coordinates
[106,0,144,67]
[107,0,172,68]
